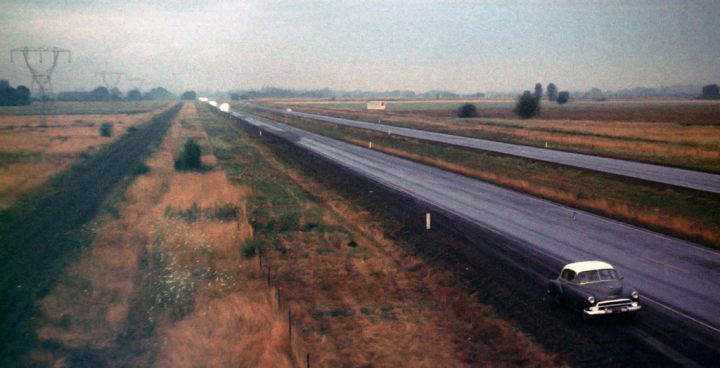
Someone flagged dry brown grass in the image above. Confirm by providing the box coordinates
[222,127,562,367]
[30,103,562,367]
[30,103,286,366]
[0,105,170,208]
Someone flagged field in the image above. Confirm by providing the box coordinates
[0,101,171,209]
[244,101,720,249]
[20,103,562,367]
[265,99,720,173]
[0,100,171,116]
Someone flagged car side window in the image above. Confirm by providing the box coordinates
[561,269,577,283]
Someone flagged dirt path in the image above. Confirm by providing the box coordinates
[0,103,182,367]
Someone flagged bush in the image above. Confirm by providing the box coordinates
[556,91,570,105]
[100,122,114,137]
[457,103,478,118]
[174,139,202,171]
[241,238,266,258]
[514,91,540,119]
[131,162,150,176]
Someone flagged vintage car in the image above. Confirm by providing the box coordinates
[548,261,641,320]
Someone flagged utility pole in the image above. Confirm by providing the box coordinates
[10,46,71,125]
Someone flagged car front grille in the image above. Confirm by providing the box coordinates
[596,298,633,310]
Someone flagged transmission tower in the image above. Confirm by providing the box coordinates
[10,46,71,125]
[129,77,145,91]
[95,72,126,102]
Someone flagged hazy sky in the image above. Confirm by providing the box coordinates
[1,0,719,94]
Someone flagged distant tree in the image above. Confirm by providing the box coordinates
[144,87,173,100]
[110,88,123,102]
[702,84,720,99]
[534,83,543,100]
[90,86,110,102]
[514,91,540,119]
[556,91,570,105]
[457,103,478,118]
[15,86,31,105]
[589,87,605,100]
[229,92,240,101]
[126,89,143,101]
[0,80,32,106]
[181,90,197,100]
[547,83,558,102]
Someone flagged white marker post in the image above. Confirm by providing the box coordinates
[369,142,372,149]
[259,131,262,136]
[426,213,431,230]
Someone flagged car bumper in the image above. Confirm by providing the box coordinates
[584,303,642,316]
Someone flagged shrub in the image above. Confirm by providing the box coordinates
[131,162,150,176]
[174,139,202,171]
[556,91,570,105]
[278,212,300,232]
[214,204,239,220]
[241,238,266,258]
[100,122,114,137]
[514,91,540,119]
[457,103,478,118]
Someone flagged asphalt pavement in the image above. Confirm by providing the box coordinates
[248,104,720,194]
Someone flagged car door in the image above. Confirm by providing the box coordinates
[559,269,579,306]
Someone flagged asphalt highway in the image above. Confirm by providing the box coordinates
[248,104,720,194]
[227,107,720,366]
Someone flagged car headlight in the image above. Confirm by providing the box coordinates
[587,296,595,304]
[632,291,639,299]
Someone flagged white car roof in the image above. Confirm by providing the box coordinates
[563,261,614,273]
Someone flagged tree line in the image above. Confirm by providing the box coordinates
[57,87,175,102]
[0,80,31,106]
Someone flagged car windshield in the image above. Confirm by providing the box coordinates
[577,269,618,284]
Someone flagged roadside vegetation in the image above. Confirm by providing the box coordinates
[26,102,562,366]
[242,106,720,249]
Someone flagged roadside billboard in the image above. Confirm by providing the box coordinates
[367,101,387,110]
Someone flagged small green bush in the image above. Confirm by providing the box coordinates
[514,91,540,119]
[174,139,202,171]
[214,204,239,220]
[241,238,266,258]
[100,122,114,137]
[278,212,300,232]
[457,103,478,118]
[131,162,150,176]
[556,91,570,105]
